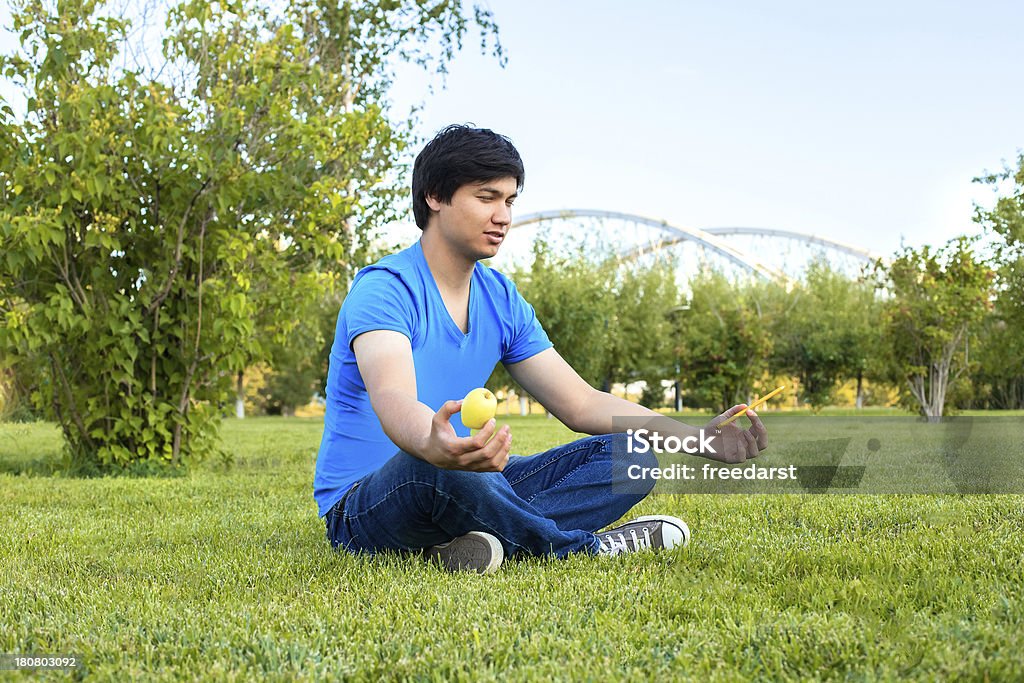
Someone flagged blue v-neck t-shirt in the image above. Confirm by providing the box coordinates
[313,240,552,517]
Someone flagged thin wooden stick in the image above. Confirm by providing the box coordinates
[717,385,785,428]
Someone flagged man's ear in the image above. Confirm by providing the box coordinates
[425,193,443,212]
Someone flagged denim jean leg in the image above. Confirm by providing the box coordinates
[502,433,658,534]
[337,451,599,559]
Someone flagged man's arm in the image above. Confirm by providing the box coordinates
[506,347,767,463]
[353,329,512,471]
[504,348,646,434]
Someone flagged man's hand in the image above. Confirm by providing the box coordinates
[420,400,513,472]
[704,404,769,464]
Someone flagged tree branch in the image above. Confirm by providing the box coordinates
[49,352,96,453]
[171,209,211,465]
[145,175,213,315]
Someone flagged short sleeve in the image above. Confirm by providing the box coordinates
[343,269,418,349]
[502,281,553,364]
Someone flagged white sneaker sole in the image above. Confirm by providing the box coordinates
[633,515,691,549]
[425,531,504,574]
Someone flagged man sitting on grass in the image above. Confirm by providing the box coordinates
[315,124,768,573]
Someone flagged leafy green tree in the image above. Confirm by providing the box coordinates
[971,152,1024,408]
[243,286,331,417]
[601,258,680,401]
[497,240,616,391]
[970,300,1024,409]
[0,0,499,467]
[873,237,994,418]
[769,260,878,409]
[255,356,319,416]
[485,242,683,414]
[677,271,772,413]
[974,152,1024,247]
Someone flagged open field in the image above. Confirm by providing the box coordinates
[2,414,1023,681]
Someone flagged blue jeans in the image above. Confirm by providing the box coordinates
[324,433,657,559]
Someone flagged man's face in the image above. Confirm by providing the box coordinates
[425,176,518,261]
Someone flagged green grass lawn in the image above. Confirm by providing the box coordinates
[2,415,1023,681]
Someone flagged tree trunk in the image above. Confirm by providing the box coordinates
[519,396,529,416]
[855,371,863,409]
[235,370,245,419]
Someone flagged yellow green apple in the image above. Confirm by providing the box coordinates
[461,387,497,429]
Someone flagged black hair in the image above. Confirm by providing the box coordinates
[411,124,525,229]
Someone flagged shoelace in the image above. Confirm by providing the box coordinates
[599,525,654,554]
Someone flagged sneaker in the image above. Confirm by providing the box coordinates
[424,531,504,574]
[597,515,691,556]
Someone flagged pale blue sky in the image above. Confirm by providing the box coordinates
[387,0,1024,257]
[3,1,1022,258]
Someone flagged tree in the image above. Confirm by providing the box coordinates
[971,152,1024,409]
[600,258,680,401]
[974,152,1024,248]
[970,300,1024,409]
[494,240,616,392]
[0,0,501,468]
[677,271,773,413]
[769,260,878,409]
[873,237,994,419]
[484,241,684,414]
